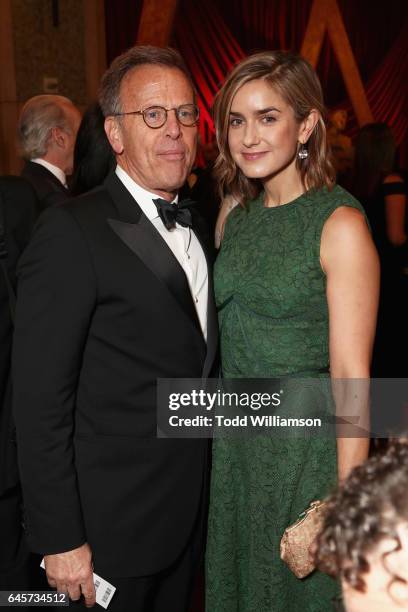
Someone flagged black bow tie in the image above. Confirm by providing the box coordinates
[152,197,195,230]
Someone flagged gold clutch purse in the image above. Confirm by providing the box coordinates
[280,500,327,579]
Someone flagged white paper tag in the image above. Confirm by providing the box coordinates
[91,573,116,609]
[40,559,116,609]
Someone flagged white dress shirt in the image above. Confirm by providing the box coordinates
[115,165,208,340]
[31,158,67,187]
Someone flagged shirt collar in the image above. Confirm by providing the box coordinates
[115,165,178,221]
[31,158,67,187]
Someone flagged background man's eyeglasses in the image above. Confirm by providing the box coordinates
[114,104,200,128]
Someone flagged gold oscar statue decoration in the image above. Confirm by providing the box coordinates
[301,0,373,127]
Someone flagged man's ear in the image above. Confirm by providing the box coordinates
[105,117,124,155]
[51,127,67,149]
[298,109,319,145]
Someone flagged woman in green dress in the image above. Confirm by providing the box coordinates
[206,51,379,611]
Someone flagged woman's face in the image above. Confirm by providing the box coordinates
[227,79,303,183]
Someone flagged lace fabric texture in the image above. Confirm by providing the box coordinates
[206,185,365,612]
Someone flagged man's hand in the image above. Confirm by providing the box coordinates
[45,542,96,607]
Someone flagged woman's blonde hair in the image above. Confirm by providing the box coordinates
[213,50,335,204]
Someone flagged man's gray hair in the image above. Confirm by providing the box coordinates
[99,45,194,118]
[18,95,75,160]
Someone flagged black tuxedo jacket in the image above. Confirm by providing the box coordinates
[21,161,70,211]
[0,177,38,495]
[12,171,218,577]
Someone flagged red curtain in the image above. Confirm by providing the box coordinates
[173,0,244,146]
[104,0,408,162]
[104,0,144,66]
[215,0,406,105]
[363,21,408,145]
[174,0,408,151]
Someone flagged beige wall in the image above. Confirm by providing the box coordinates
[12,0,87,106]
[0,0,106,175]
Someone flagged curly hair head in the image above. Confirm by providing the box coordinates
[315,439,408,593]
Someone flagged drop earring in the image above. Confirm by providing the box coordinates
[298,143,308,159]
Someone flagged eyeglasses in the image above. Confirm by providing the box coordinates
[113,104,200,128]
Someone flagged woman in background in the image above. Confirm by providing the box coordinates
[206,51,379,611]
[351,123,407,376]
[352,124,406,253]
[69,102,114,196]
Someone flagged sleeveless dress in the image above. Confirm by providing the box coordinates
[206,185,365,612]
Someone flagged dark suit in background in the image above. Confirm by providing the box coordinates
[21,161,70,211]
[17,94,81,212]
[0,176,38,589]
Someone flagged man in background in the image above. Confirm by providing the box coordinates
[17,94,81,209]
[0,176,39,591]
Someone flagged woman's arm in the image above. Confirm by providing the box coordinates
[215,194,238,248]
[321,206,380,481]
[383,174,407,246]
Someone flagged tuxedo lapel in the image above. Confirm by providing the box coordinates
[203,271,218,377]
[105,172,203,337]
[191,211,218,378]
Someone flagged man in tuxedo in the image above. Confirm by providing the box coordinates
[13,46,217,611]
[0,177,39,590]
[18,95,81,210]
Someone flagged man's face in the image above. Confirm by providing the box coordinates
[106,65,198,200]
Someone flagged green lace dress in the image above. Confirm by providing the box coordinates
[206,185,364,612]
